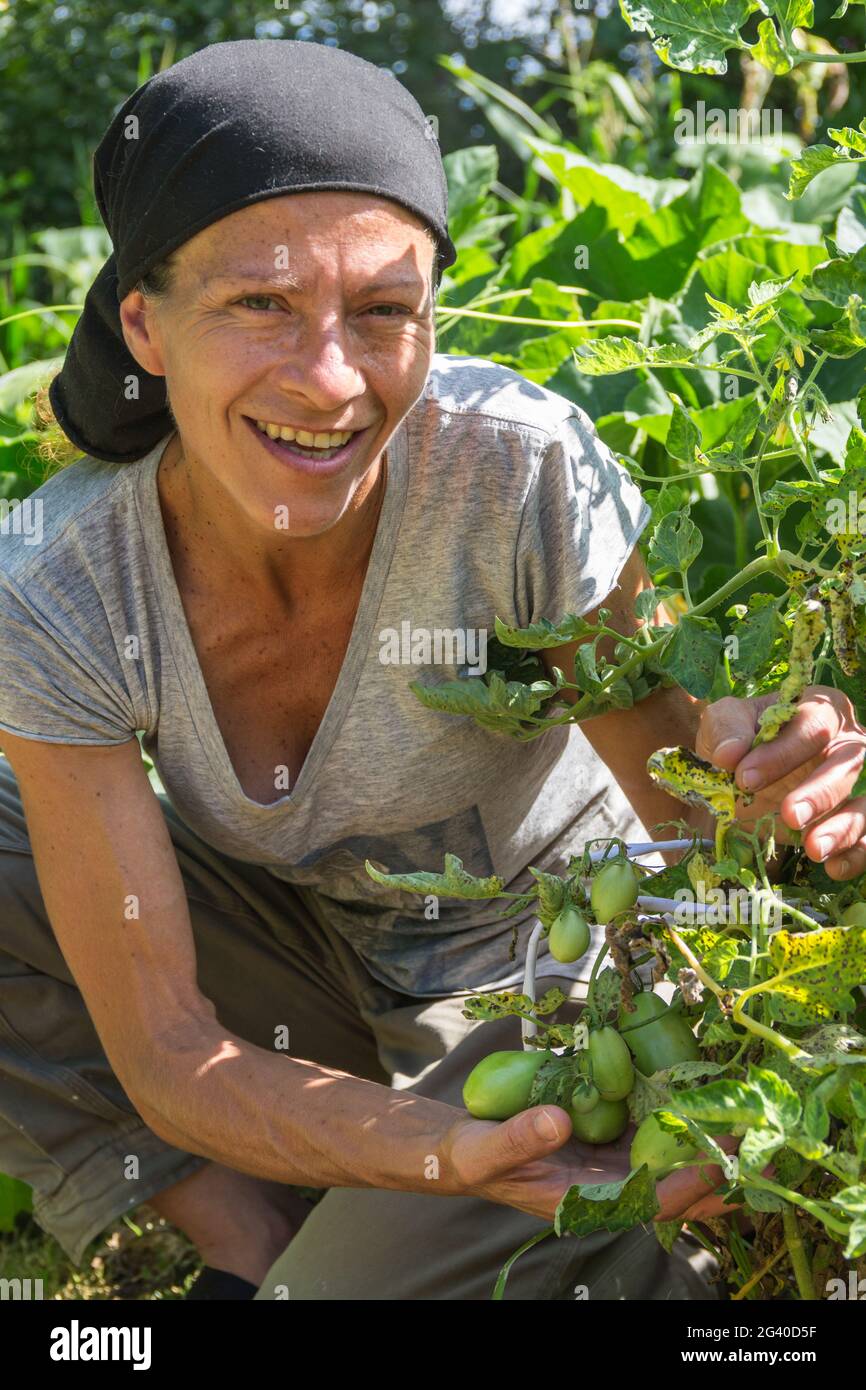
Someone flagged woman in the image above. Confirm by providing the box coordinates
[0,40,863,1302]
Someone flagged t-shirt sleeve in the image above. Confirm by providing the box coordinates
[0,570,138,746]
[514,407,651,628]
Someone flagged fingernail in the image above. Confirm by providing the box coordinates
[533,1109,560,1142]
[740,768,764,791]
[791,800,814,827]
[816,836,834,861]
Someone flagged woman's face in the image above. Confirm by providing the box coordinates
[120,191,437,538]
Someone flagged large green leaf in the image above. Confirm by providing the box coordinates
[619,0,756,74]
[526,139,684,235]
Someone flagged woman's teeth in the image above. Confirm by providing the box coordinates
[254,419,355,460]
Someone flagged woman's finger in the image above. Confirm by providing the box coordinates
[796,797,866,864]
[732,690,846,796]
[777,739,866,834]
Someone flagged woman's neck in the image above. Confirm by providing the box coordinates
[155,431,388,611]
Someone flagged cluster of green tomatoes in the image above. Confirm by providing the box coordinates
[461,857,706,1177]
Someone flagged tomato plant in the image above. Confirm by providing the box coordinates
[369,784,866,1299]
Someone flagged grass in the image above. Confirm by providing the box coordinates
[0,1206,202,1300]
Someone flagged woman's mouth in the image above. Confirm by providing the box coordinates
[244,415,371,475]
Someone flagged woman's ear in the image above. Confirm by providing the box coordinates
[118,290,167,378]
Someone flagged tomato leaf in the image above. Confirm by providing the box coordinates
[555,1167,658,1237]
[648,511,703,575]
[364,852,504,900]
[763,925,866,1025]
[661,617,724,699]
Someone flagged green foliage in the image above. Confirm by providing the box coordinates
[620,0,866,76]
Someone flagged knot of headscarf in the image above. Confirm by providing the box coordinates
[49,39,457,462]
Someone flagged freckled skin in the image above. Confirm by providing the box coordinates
[117,189,438,553]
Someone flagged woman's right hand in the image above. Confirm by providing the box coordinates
[441,1106,738,1225]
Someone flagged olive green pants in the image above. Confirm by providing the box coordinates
[0,757,720,1300]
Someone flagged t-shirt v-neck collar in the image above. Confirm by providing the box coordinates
[134,424,409,812]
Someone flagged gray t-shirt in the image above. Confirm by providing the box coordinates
[0,354,650,997]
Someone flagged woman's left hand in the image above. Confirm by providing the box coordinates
[696,685,866,881]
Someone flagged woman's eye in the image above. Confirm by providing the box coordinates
[366,304,411,318]
[238,295,279,311]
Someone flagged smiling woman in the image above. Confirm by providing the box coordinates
[0,36,753,1305]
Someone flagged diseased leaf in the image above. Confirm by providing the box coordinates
[528,866,566,927]
[555,1167,658,1237]
[738,1125,787,1176]
[662,617,724,699]
[844,1218,866,1260]
[728,596,786,679]
[493,613,595,649]
[764,925,866,1024]
[743,1183,786,1211]
[364,852,504,900]
[668,1079,766,1129]
[462,993,526,1022]
[647,746,738,819]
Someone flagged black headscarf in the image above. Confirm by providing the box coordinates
[49,39,458,463]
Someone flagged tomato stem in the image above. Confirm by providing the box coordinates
[782,1206,817,1301]
[492,1226,555,1300]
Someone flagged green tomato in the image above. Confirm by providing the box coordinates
[570,1076,600,1115]
[585,1026,635,1102]
[630,1113,699,1177]
[462,1050,547,1120]
[569,1095,629,1144]
[840,902,866,927]
[549,905,591,963]
[617,992,700,1076]
[590,860,640,925]
[728,837,755,870]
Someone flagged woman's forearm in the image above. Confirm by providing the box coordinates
[133,1022,464,1196]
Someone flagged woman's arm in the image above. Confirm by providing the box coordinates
[0,731,469,1190]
